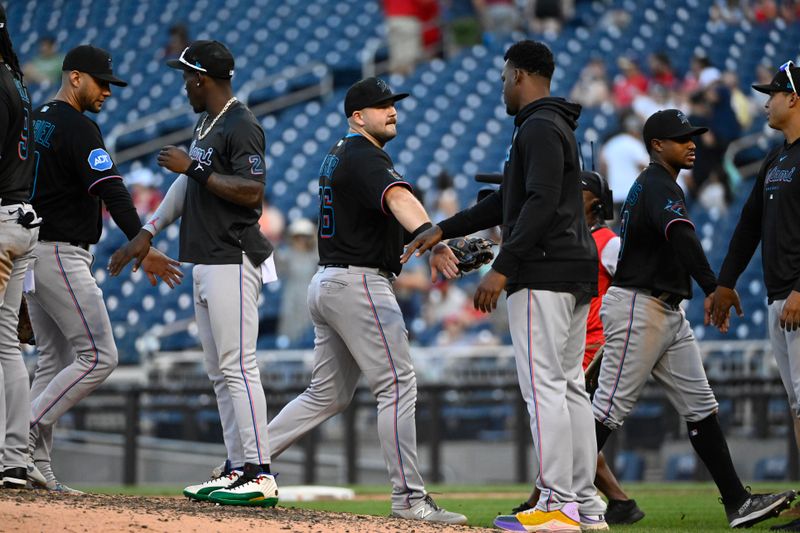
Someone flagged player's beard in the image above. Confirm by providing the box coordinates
[373,124,397,145]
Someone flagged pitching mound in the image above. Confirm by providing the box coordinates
[0,490,492,532]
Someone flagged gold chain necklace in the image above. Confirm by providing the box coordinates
[197,97,237,140]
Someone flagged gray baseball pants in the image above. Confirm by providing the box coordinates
[268,266,426,511]
[507,289,605,516]
[194,260,271,467]
[768,299,800,417]
[0,203,38,470]
[593,286,719,430]
[26,242,119,467]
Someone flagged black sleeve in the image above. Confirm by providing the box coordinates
[70,120,124,193]
[667,222,717,296]
[93,178,142,240]
[645,176,694,238]
[227,117,267,183]
[717,164,768,289]
[492,120,563,276]
[437,188,503,239]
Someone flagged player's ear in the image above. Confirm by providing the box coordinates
[68,70,81,89]
[351,110,365,127]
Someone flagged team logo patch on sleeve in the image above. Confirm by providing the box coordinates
[88,148,113,171]
[664,199,687,216]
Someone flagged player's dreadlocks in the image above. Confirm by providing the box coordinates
[0,4,23,81]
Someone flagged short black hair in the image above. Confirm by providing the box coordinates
[504,40,554,80]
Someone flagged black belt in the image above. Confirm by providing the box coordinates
[39,239,91,251]
[650,290,683,308]
[322,264,394,279]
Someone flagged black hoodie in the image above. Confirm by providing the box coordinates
[438,97,598,294]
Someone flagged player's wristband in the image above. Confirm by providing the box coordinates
[185,162,213,186]
[411,222,433,239]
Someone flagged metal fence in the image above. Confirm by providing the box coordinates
[64,375,799,486]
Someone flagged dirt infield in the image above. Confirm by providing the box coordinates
[0,490,494,532]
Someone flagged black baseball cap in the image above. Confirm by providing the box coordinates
[62,45,127,87]
[752,66,799,94]
[0,4,7,29]
[580,170,614,220]
[344,77,408,117]
[166,40,234,79]
[643,109,707,148]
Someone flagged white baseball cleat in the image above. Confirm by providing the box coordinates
[184,470,242,501]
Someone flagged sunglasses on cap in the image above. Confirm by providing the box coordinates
[780,60,797,94]
[176,46,207,74]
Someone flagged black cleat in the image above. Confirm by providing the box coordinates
[606,498,645,525]
[727,490,796,528]
[511,500,534,514]
[2,467,27,489]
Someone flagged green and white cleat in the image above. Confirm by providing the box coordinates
[183,470,241,502]
[208,470,278,508]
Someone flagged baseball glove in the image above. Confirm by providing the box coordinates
[584,345,603,398]
[446,237,495,274]
[17,296,35,345]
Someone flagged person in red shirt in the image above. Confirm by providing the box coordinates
[510,171,645,525]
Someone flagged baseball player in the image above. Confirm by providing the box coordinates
[26,45,182,492]
[591,109,795,528]
[709,63,800,532]
[263,77,466,525]
[0,3,39,490]
[404,40,607,532]
[507,171,644,525]
[108,40,278,507]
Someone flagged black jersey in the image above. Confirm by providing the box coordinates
[179,101,272,266]
[718,140,800,301]
[317,133,412,275]
[0,63,33,201]
[31,100,124,243]
[613,163,697,299]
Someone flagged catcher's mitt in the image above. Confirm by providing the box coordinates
[17,296,35,345]
[584,345,603,398]
[446,237,495,274]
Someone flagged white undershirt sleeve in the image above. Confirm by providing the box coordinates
[142,174,187,237]
[601,236,621,277]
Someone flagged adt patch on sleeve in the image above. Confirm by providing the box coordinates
[88,148,113,171]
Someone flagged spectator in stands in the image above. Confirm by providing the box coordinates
[259,194,285,246]
[750,0,779,22]
[723,70,754,131]
[384,0,439,75]
[472,0,519,37]
[599,110,649,214]
[163,24,189,60]
[613,56,648,109]
[526,0,573,37]
[22,36,63,85]
[126,163,164,218]
[682,55,712,96]
[276,218,318,345]
[648,52,676,89]
[569,57,611,109]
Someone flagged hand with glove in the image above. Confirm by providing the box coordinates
[429,237,495,281]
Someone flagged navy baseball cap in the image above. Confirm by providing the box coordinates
[643,109,708,148]
[63,45,127,87]
[166,40,234,79]
[752,65,800,94]
[344,77,408,117]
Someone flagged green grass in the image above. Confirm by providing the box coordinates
[85,482,800,531]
